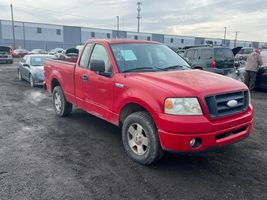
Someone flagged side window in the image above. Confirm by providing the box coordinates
[79,44,92,68]
[200,49,212,59]
[90,44,112,73]
[186,50,196,59]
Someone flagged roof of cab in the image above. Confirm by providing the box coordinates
[85,39,160,45]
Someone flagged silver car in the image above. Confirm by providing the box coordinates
[18,54,55,87]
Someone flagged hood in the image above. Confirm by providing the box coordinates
[130,70,247,96]
[31,66,44,73]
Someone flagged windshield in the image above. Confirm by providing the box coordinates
[30,56,52,66]
[215,48,234,59]
[111,43,190,72]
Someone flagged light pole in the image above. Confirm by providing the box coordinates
[23,22,26,49]
[116,16,120,38]
[10,4,16,49]
[223,27,227,46]
[137,2,142,32]
[234,31,239,48]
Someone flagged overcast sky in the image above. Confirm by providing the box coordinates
[1,0,267,42]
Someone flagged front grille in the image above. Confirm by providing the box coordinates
[205,91,249,118]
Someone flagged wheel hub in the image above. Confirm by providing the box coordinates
[54,93,62,112]
[127,123,148,155]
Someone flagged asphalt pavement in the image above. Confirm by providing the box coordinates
[0,60,266,200]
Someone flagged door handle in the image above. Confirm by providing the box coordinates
[82,74,89,82]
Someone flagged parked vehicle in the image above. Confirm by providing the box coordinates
[13,49,29,58]
[48,48,64,55]
[176,49,185,57]
[235,47,254,64]
[29,49,47,54]
[18,54,55,87]
[44,39,253,165]
[65,48,79,58]
[235,50,267,90]
[0,46,13,64]
[184,46,235,75]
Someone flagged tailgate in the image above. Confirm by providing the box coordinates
[215,48,235,69]
[0,46,11,57]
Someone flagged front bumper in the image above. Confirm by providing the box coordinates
[157,105,253,152]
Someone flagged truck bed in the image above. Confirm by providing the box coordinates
[44,59,76,104]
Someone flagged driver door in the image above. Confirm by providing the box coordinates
[83,44,115,121]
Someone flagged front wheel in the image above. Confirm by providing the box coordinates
[52,86,72,117]
[29,74,34,87]
[18,70,22,81]
[122,111,163,165]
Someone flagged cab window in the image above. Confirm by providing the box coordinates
[89,44,112,73]
[79,44,93,68]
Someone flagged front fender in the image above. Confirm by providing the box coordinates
[116,88,163,126]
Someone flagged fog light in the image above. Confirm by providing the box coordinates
[190,138,196,147]
[189,138,202,148]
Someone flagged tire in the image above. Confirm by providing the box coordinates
[122,111,163,165]
[52,86,72,117]
[10,60,13,64]
[29,74,35,87]
[18,70,22,81]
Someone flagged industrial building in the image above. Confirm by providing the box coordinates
[0,19,266,50]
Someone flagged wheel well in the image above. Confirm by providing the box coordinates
[119,103,147,127]
[51,79,60,92]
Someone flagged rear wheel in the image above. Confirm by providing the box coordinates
[122,111,163,165]
[52,86,72,117]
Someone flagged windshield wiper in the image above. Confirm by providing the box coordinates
[163,65,189,70]
[122,67,156,73]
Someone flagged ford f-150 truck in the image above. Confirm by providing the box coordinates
[44,39,254,165]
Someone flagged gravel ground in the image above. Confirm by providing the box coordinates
[0,60,266,200]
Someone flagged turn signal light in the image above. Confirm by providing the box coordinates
[165,99,173,109]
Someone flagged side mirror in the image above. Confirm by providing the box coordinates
[23,64,30,68]
[90,59,105,73]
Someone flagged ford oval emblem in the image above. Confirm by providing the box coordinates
[227,100,238,108]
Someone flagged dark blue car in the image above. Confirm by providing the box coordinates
[18,54,55,87]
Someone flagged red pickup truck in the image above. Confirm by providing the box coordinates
[44,39,253,165]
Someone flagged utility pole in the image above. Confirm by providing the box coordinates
[137,2,142,32]
[234,31,239,48]
[23,22,26,49]
[10,4,16,49]
[116,16,120,38]
[223,27,227,46]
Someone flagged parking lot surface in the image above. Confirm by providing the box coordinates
[0,60,266,200]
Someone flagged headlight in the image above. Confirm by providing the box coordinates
[164,98,203,115]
